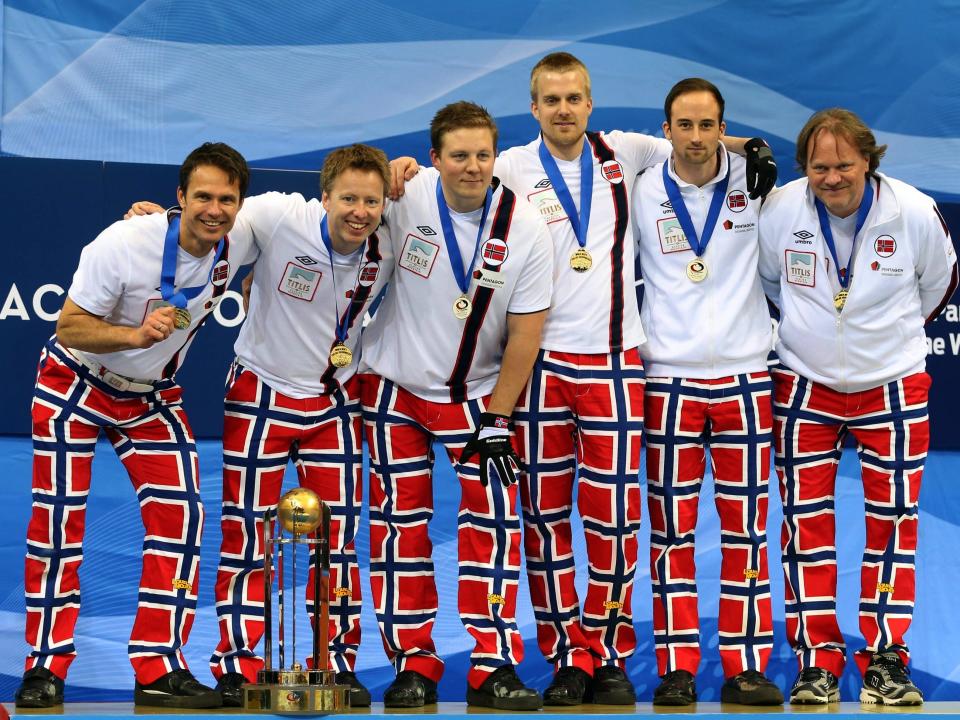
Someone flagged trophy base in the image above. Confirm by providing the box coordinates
[243,683,350,713]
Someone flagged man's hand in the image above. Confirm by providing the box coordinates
[133,306,177,348]
[459,413,523,487]
[744,138,777,200]
[389,157,420,200]
[124,201,165,220]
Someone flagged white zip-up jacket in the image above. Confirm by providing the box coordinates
[759,173,957,392]
[633,147,772,378]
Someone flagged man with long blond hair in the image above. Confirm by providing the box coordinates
[759,108,957,706]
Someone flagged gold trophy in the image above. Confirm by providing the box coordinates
[243,488,350,712]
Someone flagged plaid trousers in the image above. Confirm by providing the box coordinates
[773,365,930,676]
[514,348,645,673]
[644,372,774,678]
[25,339,203,684]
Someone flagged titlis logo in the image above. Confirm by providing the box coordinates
[793,230,814,245]
[787,251,815,286]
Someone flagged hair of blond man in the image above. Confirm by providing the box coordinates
[795,108,887,176]
[529,51,592,101]
[320,144,391,197]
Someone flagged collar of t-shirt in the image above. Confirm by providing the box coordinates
[448,205,486,261]
[175,245,217,277]
[667,146,729,192]
[330,243,365,270]
[553,156,583,213]
[825,177,876,275]
[826,209,858,274]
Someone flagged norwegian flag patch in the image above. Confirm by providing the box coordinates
[874,235,897,257]
[358,261,380,287]
[481,238,508,267]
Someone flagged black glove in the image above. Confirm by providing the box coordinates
[744,137,777,200]
[459,412,523,487]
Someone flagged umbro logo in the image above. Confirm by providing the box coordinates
[534,179,552,189]
[793,230,814,240]
[417,225,437,236]
[660,200,673,210]
[295,255,318,265]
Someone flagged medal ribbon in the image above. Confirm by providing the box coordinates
[160,213,225,308]
[320,214,365,344]
[661,155,730,258]
[538,137,593,247]
[814,178,874,289]
[435,178,492,296]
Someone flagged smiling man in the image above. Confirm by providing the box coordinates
[359,101,553,710]
[15,143,253,710]
[207,144,393,708]
[759,109,958,706]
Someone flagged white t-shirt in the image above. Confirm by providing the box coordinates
[633,148,772,378]
[826,209,858,276]
[67,211,256,380]
[231,192,393,398]
[495,130,671,353]
[360,167,554,402]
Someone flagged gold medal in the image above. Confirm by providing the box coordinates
[834,289,848,312]
[686,258,708,283]
[329,342,353,368]
[453,295,473,319]
[174,307,192,330]
[570,248,593,272]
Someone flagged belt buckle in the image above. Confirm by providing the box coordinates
[101,370,132,393]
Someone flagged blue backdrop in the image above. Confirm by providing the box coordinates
[1,0,959,705]
[2,1,960,440]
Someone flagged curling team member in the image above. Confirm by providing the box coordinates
[759,108,957,706]
[16,143,254,710]
[633,78,780,707]
[361,101,553,711]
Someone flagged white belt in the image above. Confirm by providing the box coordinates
[70,350,160,393]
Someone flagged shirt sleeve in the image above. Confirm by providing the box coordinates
[236,192,301,255]
[917,201,959,320]
[758,194,783,308]
[225,212,260,267]
[494,152,516,189]
[507,215,554,314]
[382,167,429,224]
[608,130,672,173]
[371,223,396,289]
[67,222,130,317]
